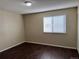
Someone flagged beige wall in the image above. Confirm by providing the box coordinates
[0,10,24,51]
[23,8,77,48]
[77,3,79,53]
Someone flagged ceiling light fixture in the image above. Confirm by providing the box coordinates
[24,1,32,6]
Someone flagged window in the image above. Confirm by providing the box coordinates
[43,15,66,33]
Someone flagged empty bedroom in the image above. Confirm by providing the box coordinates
[0,0,79,59]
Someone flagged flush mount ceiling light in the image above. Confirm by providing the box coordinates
[24,1,32,6]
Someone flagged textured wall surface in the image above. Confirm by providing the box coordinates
[23,8,77,48]
[0,10,24,51]
[77,3,79,53]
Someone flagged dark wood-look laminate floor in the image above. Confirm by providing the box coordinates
[0,42,79,59]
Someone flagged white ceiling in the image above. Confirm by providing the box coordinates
[0,0,78,14]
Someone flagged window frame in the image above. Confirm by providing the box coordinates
[43,15,66,33]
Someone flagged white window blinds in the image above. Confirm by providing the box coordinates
[43,15,66,33]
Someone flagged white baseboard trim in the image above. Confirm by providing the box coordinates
[25,41,76,49]
[0,41,25,53]
[0,41,76,53]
